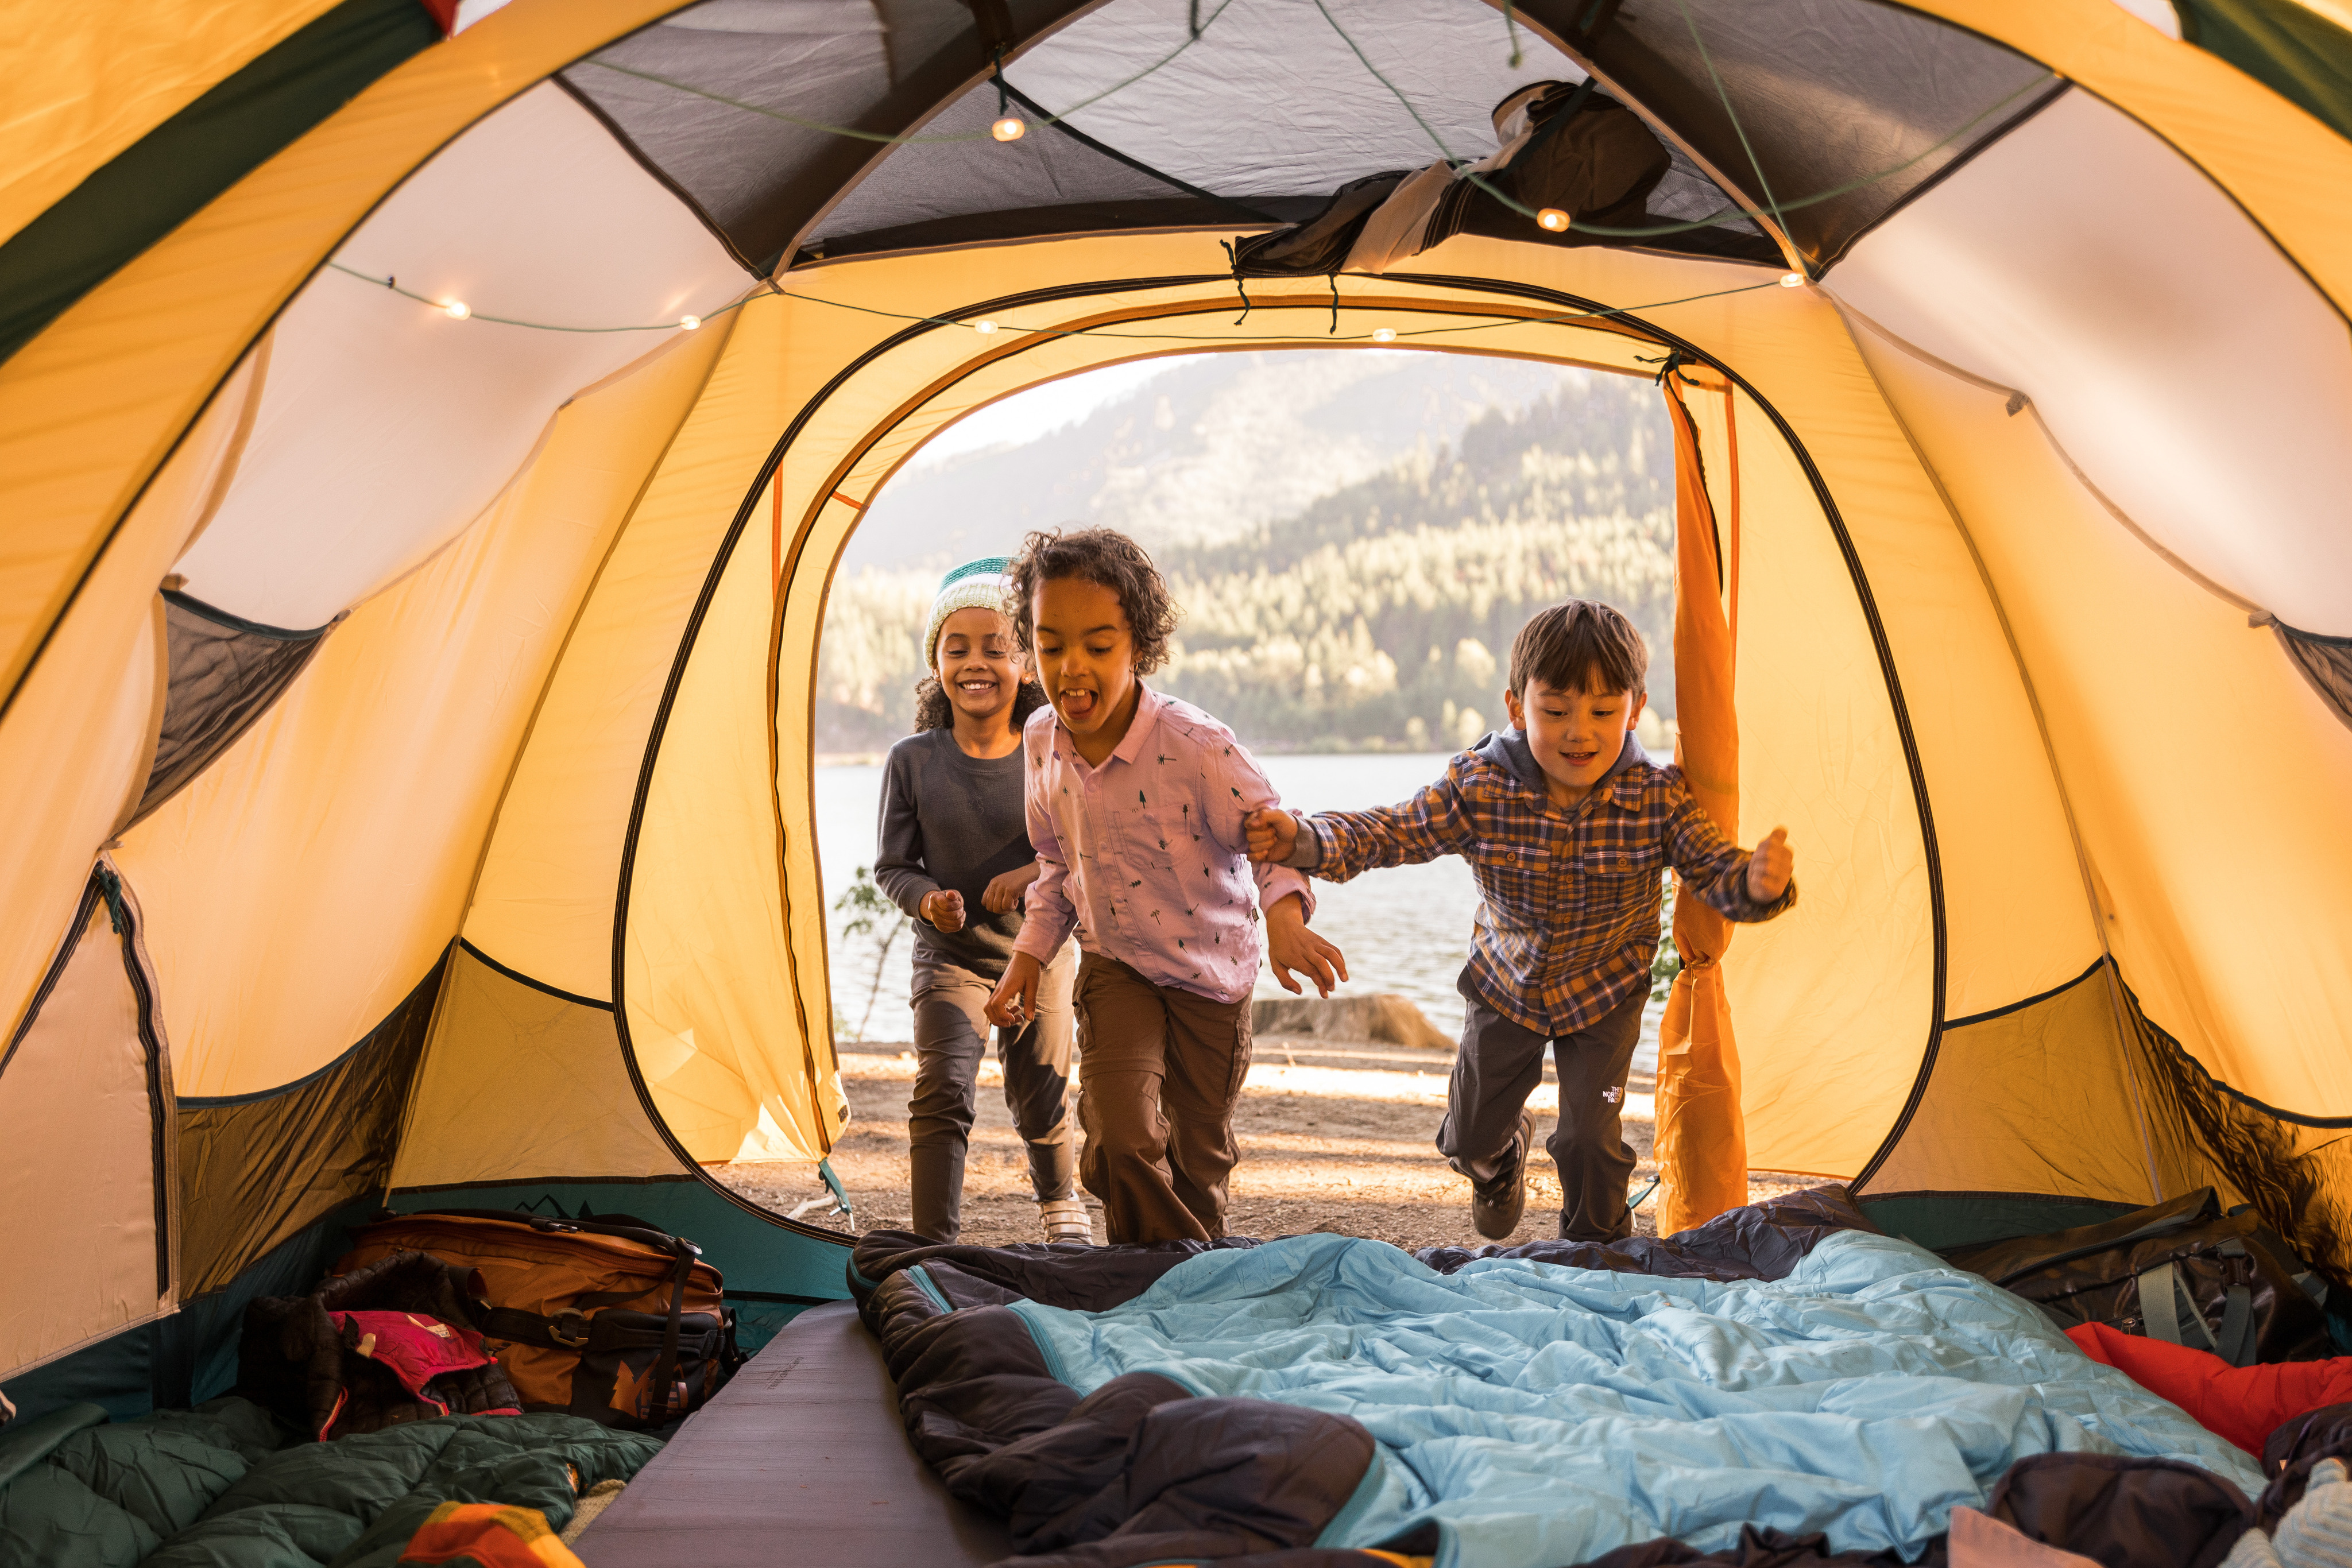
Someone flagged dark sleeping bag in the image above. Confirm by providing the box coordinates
[0,1395,658,1568]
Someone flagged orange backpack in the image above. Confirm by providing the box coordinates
[335,1210,741,1430]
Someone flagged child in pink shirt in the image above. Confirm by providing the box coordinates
[985,528,1346,1243]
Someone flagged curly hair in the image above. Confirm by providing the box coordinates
[1004,526,1182,675]
[912,675,1050,733]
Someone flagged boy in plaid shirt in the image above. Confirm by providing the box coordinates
[1246,601,1796,1242]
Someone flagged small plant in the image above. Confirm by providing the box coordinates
[1650,872,1682,1001]
[834,865,910,1043]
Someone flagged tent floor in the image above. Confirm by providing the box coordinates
[572,1300,1012,1567]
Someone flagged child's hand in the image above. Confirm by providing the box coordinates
[985,952,1042,1028]
[1244,808,1300,864]
[1265,894,1348,998]
[1746,827,1794,902]
[920,889,966,932]
[982,865,1038,913]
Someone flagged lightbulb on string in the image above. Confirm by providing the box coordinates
[991,115,1026,142]
[1371,327,1396,343]
[441,299,471,320]
[1778,272,1806,288]
[678,314,702,330]
[973,319,999,334]
[1535,208,1569,232]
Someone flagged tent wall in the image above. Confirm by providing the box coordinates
[176,955,443,1298]
[115,320,728,1098]
[0,868,175,1385]
[391,943,684,1190]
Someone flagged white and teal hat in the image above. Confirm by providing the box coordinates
[921,556,1016,667]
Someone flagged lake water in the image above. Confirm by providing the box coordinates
[814,752,1662,1064]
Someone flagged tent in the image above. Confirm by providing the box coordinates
[3,0,2350,1433]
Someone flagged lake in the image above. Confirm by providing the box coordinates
[813,751,1663,1066]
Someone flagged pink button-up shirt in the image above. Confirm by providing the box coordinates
[1015,686,1313,1004]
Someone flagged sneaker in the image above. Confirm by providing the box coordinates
[1039,1198,1093,1245]
[1470,1114,1533,1241]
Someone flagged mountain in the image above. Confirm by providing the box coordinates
[837,350,1583,574]
[817,352,1678,756]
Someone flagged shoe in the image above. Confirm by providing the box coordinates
[1470,1114,1533,1241]
[1039,1198,1094,1245]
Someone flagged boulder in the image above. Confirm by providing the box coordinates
[1250,992,1452,1050]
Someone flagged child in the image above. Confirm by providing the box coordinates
[874,558,1089,1246]
[984,528,1348,1245]
[1246,600,1795,1244]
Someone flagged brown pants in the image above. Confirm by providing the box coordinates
[1074,953,1251,1244]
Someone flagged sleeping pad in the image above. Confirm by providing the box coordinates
[0,1394,659,1568]
[852,1188,2269,1568]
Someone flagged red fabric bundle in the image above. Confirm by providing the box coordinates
[2067,1322,2352,1455]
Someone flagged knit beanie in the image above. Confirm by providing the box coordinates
[920,556,1016,668]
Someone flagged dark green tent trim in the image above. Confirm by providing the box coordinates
[0,0,440,369]
[2176,0,2352,145]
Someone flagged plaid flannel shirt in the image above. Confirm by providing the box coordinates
[1298,732,1795,1037]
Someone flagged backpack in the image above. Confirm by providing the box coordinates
[334,1210,742,1429]
[1941,1187,2333,1366]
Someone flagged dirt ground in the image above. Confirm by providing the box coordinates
[715,1035,1820,1249]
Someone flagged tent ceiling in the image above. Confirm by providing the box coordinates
[1554,0,2067,270]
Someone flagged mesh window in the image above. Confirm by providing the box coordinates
[131,591,334,828]
[560,0,988,272]
[1583,0,2066,269]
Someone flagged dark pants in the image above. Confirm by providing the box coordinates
[907,951,1077,1243]
[1435,973,1647,1242]
[1073,953,1252,1245]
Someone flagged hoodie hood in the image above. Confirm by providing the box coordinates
[1477,725,1650,793]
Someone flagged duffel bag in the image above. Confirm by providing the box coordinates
[1942,1187,2332,1365]
[335,1210,742,1429]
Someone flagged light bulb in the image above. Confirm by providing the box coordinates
[442,299,471,320]
[1371,327,1396,343]
[973,319,998,335]
[991,115,1027,142]
[1779,272,1806,288]
[678,314,702,330]
[1535,207,1570,232]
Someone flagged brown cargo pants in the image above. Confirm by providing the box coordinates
[1073,953,1251,1244]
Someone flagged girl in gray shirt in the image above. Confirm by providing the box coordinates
[873,559,1088,1244]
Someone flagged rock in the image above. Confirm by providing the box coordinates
[1251,993,1452,1050]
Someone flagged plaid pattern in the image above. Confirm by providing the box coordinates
[1306,746,1793,1037]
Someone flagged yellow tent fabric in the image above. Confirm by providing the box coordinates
[4,0,2352,1404]
[1653,368,1748,1236]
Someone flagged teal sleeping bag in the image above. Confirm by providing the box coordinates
[1007,1229,2270,1567]
[0,1396,658,1568]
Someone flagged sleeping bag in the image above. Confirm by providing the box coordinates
[852,1188,2269,1568]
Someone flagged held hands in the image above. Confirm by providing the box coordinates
[919,889,965,932]
[985,951,1042,1029]
[1244,807,1301,864]
[982,863,1039,914]
[1265,894,1348,998]
[1746,826,1795,903]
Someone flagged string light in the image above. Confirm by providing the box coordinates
[973,318,999,334]
[1371,327,1396,342]
[331,264,760,334]
[1778,272,1806,288]
[991,115,1027,142]
[1536,208,1570,233]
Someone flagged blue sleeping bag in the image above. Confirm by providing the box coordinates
[1003,1229,2264,1566]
